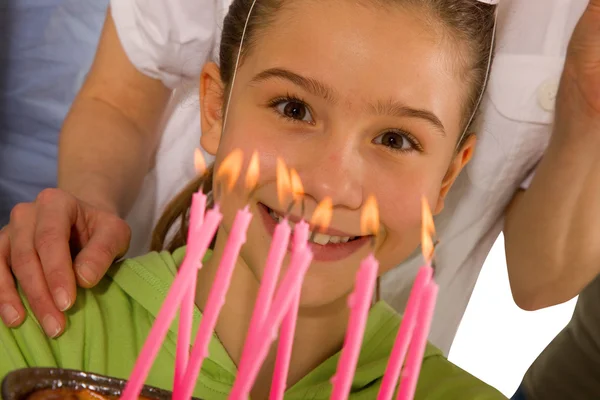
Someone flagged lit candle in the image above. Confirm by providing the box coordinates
[232,194,327,398]
[330,255,379,400]
[174,151,208,389]
[176,206,253,400]
[379,196,437,400]
[269,220,309,400]
[330,194,380,400]
[396,281,439,400]
[232,158,294,396]
[121,206,222,400]
[124,149,244,400]
[175,153,259,400]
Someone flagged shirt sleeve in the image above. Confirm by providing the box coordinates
[110,0,224,89]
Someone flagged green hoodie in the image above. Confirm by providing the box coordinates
[0,249,506,399]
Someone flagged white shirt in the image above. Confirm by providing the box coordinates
[111,0,588,355]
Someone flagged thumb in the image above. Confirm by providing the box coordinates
[73,216,131,287]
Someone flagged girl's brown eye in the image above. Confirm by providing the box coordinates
[283,102,306,120]
[275,100,314,123]
[372,130,419,152]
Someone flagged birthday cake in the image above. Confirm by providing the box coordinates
[25,388,152,400]
[0,368,201,400]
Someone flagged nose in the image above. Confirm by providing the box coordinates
[296,140,364,210]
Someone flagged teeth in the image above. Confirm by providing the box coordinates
[267,207,356,245]
[268,208,284,223]
[312,233,330,245]
[308,232,354,245]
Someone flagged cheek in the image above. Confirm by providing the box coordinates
[368,167,443,269]
[217,99,302,165]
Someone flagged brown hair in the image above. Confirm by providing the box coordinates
[150,0,497,252]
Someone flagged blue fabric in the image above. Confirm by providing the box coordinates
[511,384,527,400]
[0,0,108,225]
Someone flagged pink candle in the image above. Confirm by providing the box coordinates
[230,224,312,399]
[330,254,379,400]
[269,221,309,400]
[232,219,291,391]
[396,281,439,400]
[121,206,222,400]
[269,290,300,400]
[378,265,433,400]
[174,192,207,389]
[175,207,253,400]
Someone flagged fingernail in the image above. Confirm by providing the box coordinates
[53,288,71,312]
[76,263,98,285]
[0,304,20,326]
[42,315,62,338]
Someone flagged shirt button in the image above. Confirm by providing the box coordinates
[537,78,559,112]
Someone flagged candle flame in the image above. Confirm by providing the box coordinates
[310,197,333,232]
[289,168,304,201]
[421,196,436,263]
[194,149,207,176]
[360,195,380,236]
[276,158,292,208]
[216,149,244,192]
[245,151,260,191]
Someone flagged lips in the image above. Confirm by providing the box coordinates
[258,203,370,262]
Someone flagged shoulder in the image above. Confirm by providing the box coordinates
[109,0,231,87]
[104,248,187,315]
[418,355,507,399]
[0,249,186,383]
[358,302,506,399]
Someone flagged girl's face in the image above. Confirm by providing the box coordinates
[200,0,476,307]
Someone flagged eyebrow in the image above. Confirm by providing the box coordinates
[368,99,446,136]
[250,68,338,103]
[250,67,446,136]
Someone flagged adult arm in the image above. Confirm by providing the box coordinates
[58,10,171,216]
[504,0,600,310]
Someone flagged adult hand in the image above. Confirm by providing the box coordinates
[0,188,131,337]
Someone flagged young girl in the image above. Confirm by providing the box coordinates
[0,0,505,398]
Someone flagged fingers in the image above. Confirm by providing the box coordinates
[9,203,65,337]
[73,214,131,288]
[34,189,78,313]
[0,226,26,327]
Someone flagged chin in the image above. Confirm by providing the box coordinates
[295,265,358,310]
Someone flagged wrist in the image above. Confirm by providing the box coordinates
[58,181,122,217]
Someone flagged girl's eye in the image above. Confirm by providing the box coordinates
[273,99,315,124]
[372,130,421,152]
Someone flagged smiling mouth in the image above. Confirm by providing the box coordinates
[263,204,363,246]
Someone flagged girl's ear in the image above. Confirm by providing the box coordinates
[434,135,477,214]
[200,62,225,156]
